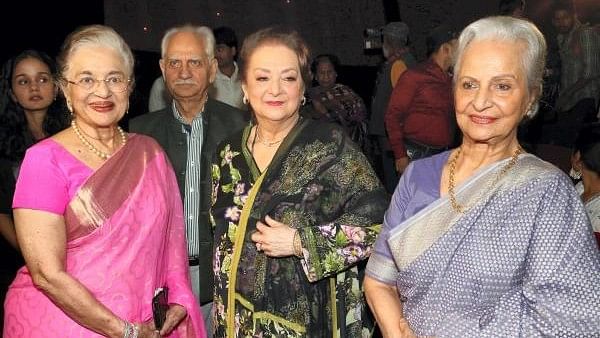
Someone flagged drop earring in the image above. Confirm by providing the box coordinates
[569,167,582,180]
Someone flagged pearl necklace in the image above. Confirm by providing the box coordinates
[71,120,127,160]
[447,147,522,213]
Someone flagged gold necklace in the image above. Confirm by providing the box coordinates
[447,147,522,213]
[255,125,283,147]
[71,120,127,160]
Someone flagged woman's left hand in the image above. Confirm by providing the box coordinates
[158,304,187,336]
[251,215,296,257]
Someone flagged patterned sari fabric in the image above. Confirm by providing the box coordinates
[211,119,388,337]
[367,152,600,337]
[308,84,372,160]
[4,135,204,338]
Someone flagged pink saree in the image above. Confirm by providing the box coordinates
[3,135,205,337]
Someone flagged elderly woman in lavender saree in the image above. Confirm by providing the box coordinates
[364,17,600,337]
[3,25,204,338]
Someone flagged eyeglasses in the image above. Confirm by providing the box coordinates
[66,75,131,93]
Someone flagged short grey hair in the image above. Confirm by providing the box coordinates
[454,16,547,116]
[57,25,135,84]
[161,25,215,60]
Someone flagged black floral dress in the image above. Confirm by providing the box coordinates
[211,118,388,337]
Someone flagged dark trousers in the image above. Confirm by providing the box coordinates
[405,139,448,161]
[377,136,399,194]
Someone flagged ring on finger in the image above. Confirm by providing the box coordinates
[257,243,262,251]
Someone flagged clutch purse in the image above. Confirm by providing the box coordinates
[152,286,169,330]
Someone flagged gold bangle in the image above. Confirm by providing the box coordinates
[293,230,303,258]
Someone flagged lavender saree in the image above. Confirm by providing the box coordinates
[4,135,205,337]
[366,151,600,337]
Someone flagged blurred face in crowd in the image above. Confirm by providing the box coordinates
[315,60,337,89]
[63,46,130,129]
[438,39,458,72]
[552,9,575,34]
[454,39,534,147]
[11,57,57,114]
[161,31,217,101]
[511,6,525,18]
[242,43,304,124]
[382,38,392,59]
[215,44,236,69]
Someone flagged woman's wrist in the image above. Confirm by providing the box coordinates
[121,320,139,338]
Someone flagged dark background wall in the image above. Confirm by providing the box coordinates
[0,1,105,65]
[1,0,598,120]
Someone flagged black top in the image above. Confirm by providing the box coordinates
[129,98,249,303]
[0,158,23,273]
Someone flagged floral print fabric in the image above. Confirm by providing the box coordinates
[211,119,388,337]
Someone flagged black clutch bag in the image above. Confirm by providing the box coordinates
[152,286,169,330]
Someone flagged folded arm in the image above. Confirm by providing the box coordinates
[296,145,388,281]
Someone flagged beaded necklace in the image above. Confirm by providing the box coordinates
[71,120,127,160]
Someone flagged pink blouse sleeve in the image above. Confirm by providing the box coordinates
[13,143,70,215]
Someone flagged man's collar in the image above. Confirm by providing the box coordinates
[217,61,239,78]
[172,96,209,124]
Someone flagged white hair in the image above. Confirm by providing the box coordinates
[57,25,135,82]
[160,25,215,60]
[454,16,547,116]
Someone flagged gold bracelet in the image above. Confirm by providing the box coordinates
[293,230,303,258]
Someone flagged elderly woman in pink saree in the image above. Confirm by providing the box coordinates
[3,25,204,338]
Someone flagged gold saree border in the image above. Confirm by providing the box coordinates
[64,135,157,242]
[330,277,338,337]
[388,154,543,270]
[227,170,266,337]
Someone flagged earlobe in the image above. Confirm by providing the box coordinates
[209,59,218,84]
[159,59,165,74]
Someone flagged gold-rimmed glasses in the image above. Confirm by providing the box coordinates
[66,75,131,93]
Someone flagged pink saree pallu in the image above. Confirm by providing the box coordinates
[4,135,205,338]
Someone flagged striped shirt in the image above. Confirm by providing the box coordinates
[172,101,203,258]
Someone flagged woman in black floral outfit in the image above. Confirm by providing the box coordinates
[210,27,388,337]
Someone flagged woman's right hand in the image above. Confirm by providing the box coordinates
[136,321,160,338]
[397,318,417,338]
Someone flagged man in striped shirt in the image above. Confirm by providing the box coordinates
[130,24,248,333]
